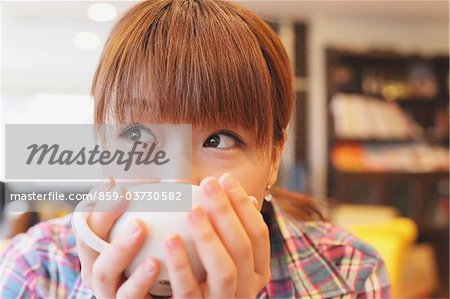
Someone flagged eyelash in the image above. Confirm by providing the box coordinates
[118,125,245,147]
[119,124,155,139]
[206,130,246,147]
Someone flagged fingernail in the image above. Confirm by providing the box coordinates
[202,177,221,195]
[108,176,116,188]
[144,258,156,275]
[249,196,259,209]
[221,173,237,191]
[188,205,204,223]
[166,234,180,250]
[129,219,141,236]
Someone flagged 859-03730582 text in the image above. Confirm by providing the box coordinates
[8,191,183,202]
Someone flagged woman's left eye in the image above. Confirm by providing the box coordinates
[120,125,159,144]
[203,132,241,149]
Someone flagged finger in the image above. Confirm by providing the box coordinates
[75,179,112,213]
[87,180,128,240]
[92,218,147,297]
[75,235,98,289]
[187,205,237,298]
[74,181,114,288]
[199,177,255,290]
[116,258,160,299]
[164,234,203,298]
[219,173,270,278]
[249,196,259,209]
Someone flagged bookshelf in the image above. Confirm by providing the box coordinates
[326,49,449,221]
[325,48,449,296]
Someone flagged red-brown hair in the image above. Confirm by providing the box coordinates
[91,0,325,221]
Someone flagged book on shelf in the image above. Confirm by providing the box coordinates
[330,93,423,140]
[332,143,450,173]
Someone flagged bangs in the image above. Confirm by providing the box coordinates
[93,0,292,151]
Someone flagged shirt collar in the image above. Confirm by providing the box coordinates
[261,200,354,298]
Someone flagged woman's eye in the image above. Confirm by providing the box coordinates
[203,133,239,149]
[121,125,159,144]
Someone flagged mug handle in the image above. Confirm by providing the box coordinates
[72,180,195,253]
[72,200,109,253]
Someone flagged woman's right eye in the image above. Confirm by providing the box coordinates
[202,130,244,150]
[120,125,159,145]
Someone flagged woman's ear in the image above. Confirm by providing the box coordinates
[268,128,287,186]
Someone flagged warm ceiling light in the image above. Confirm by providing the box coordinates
[73,32,100,50]
[87,3,117,22]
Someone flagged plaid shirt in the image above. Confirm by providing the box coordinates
[0,200,390,298]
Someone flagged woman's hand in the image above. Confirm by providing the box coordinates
[74,173,271,298]
[164,173,271,298]
[74,178,161,299]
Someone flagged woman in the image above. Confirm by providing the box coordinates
[0,0,390,298]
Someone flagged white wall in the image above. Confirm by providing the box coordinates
[307,16,448,199]
[0,94,94,181]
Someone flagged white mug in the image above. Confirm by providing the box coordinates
[72,183,206,297]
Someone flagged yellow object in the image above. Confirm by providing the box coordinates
[0,239,12,255]
[346,217,418,296]
[36,201,72,221]
[400,244,439,298]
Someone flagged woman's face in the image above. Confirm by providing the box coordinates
[191,124,283,209]
[106,120,285,209]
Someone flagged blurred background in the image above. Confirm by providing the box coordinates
[1,1,449,297]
